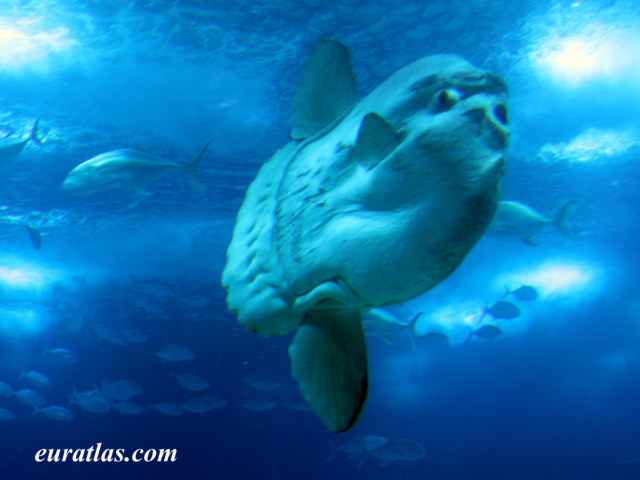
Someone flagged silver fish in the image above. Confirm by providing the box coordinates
[62,139,212,196]
[0,118,42,164]
[35,405,74,421]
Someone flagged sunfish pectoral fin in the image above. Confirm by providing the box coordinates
[289,309,368,433]
[291,39,359,140]
[352,112,400,170]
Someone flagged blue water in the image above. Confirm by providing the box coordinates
[1,0,640,479]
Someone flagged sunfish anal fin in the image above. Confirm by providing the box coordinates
[291,40,359,140]
[289,309,367,433]
[352,112,400,170]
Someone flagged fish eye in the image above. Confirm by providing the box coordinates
[434,88,460,111]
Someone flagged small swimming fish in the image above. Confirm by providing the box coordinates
[20,370,51,389]
[0,408,15,421]
[14,388,47,407]
[181,395,227,413]
[98,380,144,401]
[113,401,146,415]
[480,300,520,322]
[490,200,575,246]
[363,310,421,345]
[74,395,112,413]
[93,324,128,346]
[173,372,210,392]
[240,399,277,412]
[120,328,148,343]
[62,139,213,196]
[504,284,538,302]
[151,403,184,416]
[368,439,426,466]
[0,118,43,164]
[243,377,281,391]
[43,347,77,363]
[34,405,74,421]
[156,344,195,362]
[473,324,503,339]
[0,380,13,397]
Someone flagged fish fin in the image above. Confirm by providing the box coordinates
[289,309,367,433]
[25,225,42,250]
[553,200,576,239]
[184,138,213,191]
[29,118,44,146]
[478,305,488,324]
[292,40,359,140]
[501,284,511,300]
[522,235,539,246]
[407,312,424,351]
[352,113,401,170]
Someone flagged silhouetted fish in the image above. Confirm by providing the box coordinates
[34,405,74,421]
[181,395,227,413]
[43,347,77,363]
[0,118,42,164]
[173,372,210,392]
[151,403,184,416]
[0,381,13,397]
[0,408,15,421]
[474,324,503,339]
[505,284,538,302]
[480,300,520,322]
[156,344,195,362]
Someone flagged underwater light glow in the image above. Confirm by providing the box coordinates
[521,263,593,296]
[0,306,47,336]
[0,266,43,287]
[535,27,640,85]
[538,128,637,163]
[0,19,76,69]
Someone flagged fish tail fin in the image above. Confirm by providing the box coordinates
[33,406,40,416]
[553,200,576,239]
[126,274,138,292]
[325,442,338,462]
[478,305,488,324]
[502,285,511,300]
[29,118,44,146]
[408,312,424,351]
[184,138,214,191]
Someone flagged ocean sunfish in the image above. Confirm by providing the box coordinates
[222,40,510,432]
[62,139,213,196]
[0,118,43,164]
[489,200,575,245]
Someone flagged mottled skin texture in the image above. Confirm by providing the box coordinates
[223,55,509,336]
[222,45,509,432]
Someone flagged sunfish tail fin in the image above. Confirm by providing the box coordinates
[289,309,368,433]
[184,138,214,191]
[553,200,576,239]
[29,118,44,146]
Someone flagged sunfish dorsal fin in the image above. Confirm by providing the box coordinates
[289,309,367,433]
[352,112,401,169]
[292,40,358,140]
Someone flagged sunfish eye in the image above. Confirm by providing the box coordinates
[433,88,461,111]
